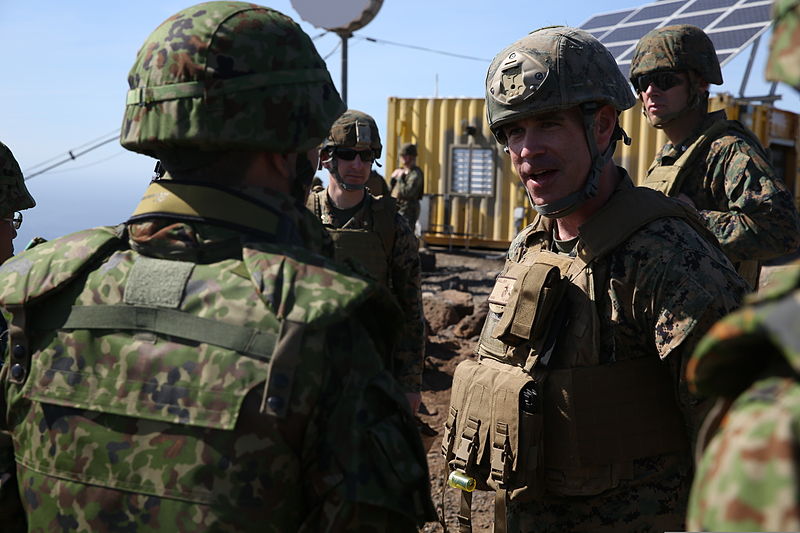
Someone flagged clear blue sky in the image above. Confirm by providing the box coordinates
[0,0,795,249]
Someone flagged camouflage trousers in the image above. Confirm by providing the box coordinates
[507,454,691,533]
[397,201,420,231]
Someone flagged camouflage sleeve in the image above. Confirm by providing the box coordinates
[699,136,800,262]
[687,374,800,532]
[300,318,433,531]
[389,215,424,393]
[393,168,424,201]
[618,219,747,441]
[652,247,744,442]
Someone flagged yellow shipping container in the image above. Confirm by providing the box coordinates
[386,95,800,250]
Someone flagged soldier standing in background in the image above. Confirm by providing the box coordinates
[0,3,434,531]
[441,26,746,532]
[390,142,425,230]
[630,25,800,290]
[308,110,424,414]
[687,2,800,530]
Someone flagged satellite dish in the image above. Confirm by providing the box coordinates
[291,0,383,36]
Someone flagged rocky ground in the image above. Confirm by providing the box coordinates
[417,248,504,532]
[415,246,797,532]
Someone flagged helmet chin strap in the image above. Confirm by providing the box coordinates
[324,154,367,192]
[531,103,630,219]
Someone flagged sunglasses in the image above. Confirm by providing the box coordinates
[334,148,376,162]
[1,212,22,230]
[631,71,684,93]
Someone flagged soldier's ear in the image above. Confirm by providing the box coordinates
[593,104,617,150]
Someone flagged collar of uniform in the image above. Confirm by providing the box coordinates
[320,190,371,229]
[661,109,728,163]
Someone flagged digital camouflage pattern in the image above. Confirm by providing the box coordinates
[630,24,723,85]
[121,2,345,155]
[0,142,35,214]
[507,173,747,532]
[687,263,800,531]
[649,110,800,264]
[321,109,382,157]
[0,186,435,532]
[389,166,424,228]
[767,0,800,90]
[485,26,635,144]
[307,190,424,393]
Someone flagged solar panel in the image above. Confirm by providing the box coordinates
[578,0,774,80]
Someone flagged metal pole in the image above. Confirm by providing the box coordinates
[739,36,761,98]
[340,33,349,106]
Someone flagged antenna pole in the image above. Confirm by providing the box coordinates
[739,35,761,98]
[340,32,350,106]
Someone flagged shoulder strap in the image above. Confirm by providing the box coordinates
[369,195,397,258]
[578,186,720,262]
[643,119,750,196]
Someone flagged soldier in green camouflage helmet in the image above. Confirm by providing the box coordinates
[631,25,800,290]
[685,262,800,531]
[767,0,800,90]
[389,143,424,229]
[0,3,435,532]
[308,110,425,415]
[0,142,35,263]
[440,26,746,532]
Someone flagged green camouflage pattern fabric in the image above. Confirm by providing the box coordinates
[485,26,635,143]
[0,186,435,532]
[507,172,747,532]
[389,166,424,228]
[630,24,723,84]
[308,191,423,393]
[649,110,800,263]
[767,0,800,90]
[121,2,345,155]
[321,109,382,157]
[686,263,800,531]
[0,142,35,214]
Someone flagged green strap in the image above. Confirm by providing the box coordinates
[126,69,331,106]
[59,305,275,361]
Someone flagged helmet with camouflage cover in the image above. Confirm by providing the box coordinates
[321,109,381,192]
[120,1,345,157]
[766,0,800,91]
[321,110,382,158]
[485,26,635,218]
[400,143,417,157]
[0,141,36,214]
[630,25,723,85]
[630,25,721,127]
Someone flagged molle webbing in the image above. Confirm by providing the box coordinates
[54,305,276,361]
[642,119,762,196]
[130,181,283,239]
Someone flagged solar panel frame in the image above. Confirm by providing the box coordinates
[578,0,774,77]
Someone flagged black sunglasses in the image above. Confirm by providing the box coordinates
[334,148,376,162]
[1,212,22,230]
[631,71,684,93]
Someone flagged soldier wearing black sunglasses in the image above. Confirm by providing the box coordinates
[308,110,425,417]
[631,24,800,290]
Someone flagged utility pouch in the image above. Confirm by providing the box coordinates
[491,262,565,348]
[443,357,544,502]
